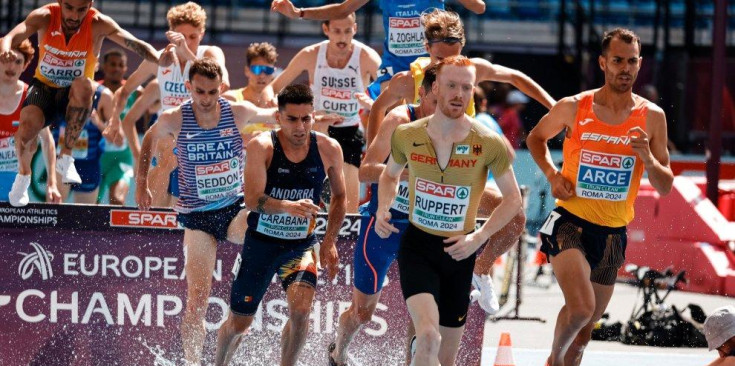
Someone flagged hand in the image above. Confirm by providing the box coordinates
[270,0,300,18]
[89,109,105,131]
[319,241,340,281]
[443,232,485,261]
[46,184,61,204]
[355,92,374,111]
[549,171,574,200]
[285,198,320,219]
[374,209,399,239]
[0,49,17,63]
[136,184,152,211]
[628,126,653,165]
[102,115,124,146]
[165,31,187,50]
[314,111,345,126]
[158,44,176,68]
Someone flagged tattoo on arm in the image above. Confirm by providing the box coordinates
[256,195,269,214]
[124,37,157,63]
[64,106,92,151]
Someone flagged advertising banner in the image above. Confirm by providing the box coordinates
[0,203,484,365]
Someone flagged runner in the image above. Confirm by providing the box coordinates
[135,58,274,365]
[105,1,229,208]
[367,9,554,145]
[376,55,522,365]
[270,13,381,213]
[0,40,60,204]
[2,0,158,207]
[223,42,278,146]
[97,48,138,205]
[526,28,673,366]
[53,81,112,203]
[270,0,486,97]
[214,84,346,366]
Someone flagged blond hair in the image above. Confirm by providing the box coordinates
[422,10,465,47]
[167,2,207,31]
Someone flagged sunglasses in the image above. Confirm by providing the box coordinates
[427,37,463,45]
[249,65,275,75]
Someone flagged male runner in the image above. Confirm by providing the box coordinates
[270,13,381,213]
[215,84,346,366]
[526,28,673,366]
[377,55,522,365]
[97,48,137,205]
[105,1,229,208]
[136,58,274,365]
[0,40,60,203]
[2,0,158,207]
[270,0,485,97]
[223,42,278,145]
[53,81,112,203]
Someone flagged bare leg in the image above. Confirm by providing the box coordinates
[563,283,615,366]
[547,249,595,366]
[226,208,250,244]
[343,163,360,213]
[281,282,316,366]
[332,287,381,363]
[60,78,94,156]
[437,325,465,366]
[109,180,129,205]
[15,106,46,176]
[180,229,218,365]
[148,137,177,208]
[215,312,254,366]
[474,186,526,275]
[73,189,99,204]
[406,293,442,366]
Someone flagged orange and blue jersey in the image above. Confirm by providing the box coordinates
[557,91,647,227]
[34,3,98,88]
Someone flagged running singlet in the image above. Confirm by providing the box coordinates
[365,104,419,219]
[54,85,104,161]
[0,84,27,172]
[312,40,365,127]
[391,117,511,236]
[247,131,326,240]
[157,46,210,113]
[175,98,243,214]
[380,0,444,60]
[34,4,98,88]
[557,92,647,227]
[230,88,272,135]
[410,57,475,116]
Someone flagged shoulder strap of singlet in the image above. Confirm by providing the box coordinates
[407,104,417,122]
[91,85,104,111]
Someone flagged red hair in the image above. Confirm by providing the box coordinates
[436,55,474,76]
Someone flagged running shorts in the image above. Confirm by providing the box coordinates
[353,214,409,295]
[24,78,70,127]
[70,159,101,193]
[328,125,364,168]
[177,198,244,241]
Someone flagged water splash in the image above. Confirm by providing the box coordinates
[139,338,177,366]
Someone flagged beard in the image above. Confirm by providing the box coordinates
[438,98,466,119]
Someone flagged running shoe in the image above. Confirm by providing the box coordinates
[472,273,500,315]
[9,174,31,207]
[56,154,82,184]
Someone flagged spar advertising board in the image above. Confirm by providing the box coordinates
[0,203,484,365]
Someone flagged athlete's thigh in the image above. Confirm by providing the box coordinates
[549,249,594,306]
[73,189,99,204]
[183,229,219,289]
[405,293,440,328]
[226,208,249,244]
[437,325,465,364]
[589,282,615,322]
[17,106,46,139]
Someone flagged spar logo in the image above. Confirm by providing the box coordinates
[580,151,634,169]
[109,210,179,229]
[17,242,54,280]
[321,88,352,100]
[389,17,420,28]
[415,178,468,199]
[196,160,238,176]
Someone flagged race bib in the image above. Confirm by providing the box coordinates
[195,158,241,201]
[0,137,18,172]
[392,181,410,214]
[387,17,425,57]
[412,177,470,232]
[318,87,360,122]
[256,213,312,240]
[576,150,635,201]
[39,54,86,88]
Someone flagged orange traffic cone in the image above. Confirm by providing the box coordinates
[493,332,515,366]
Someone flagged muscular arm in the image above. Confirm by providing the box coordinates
[204,46,231,90]
[111,60,157,128]
[366,72,413,145]
[526,96,577,179]
[91,87,114,131]
[475,167,522,241]
[271,0,369,20]
[638,106,673,195]
[360,106,407,183]
[0,8,48,54]
[231,101,277,129]
[269,48,314,94]
[376,156,404,215]
[98,14,158,64]
[456,0,487,14]
[243,135,300,214]
[137,110,181,190]
[123,80,160,162]
[320,137,347,249]
[361,47,382,83]
[473,58,555,110]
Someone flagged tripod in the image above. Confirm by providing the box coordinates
[493,185,546,323]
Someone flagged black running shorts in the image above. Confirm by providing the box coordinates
[23,78,70,127]
[327,125,364,168]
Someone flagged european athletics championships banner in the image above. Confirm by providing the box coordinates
[0,202,485,365]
